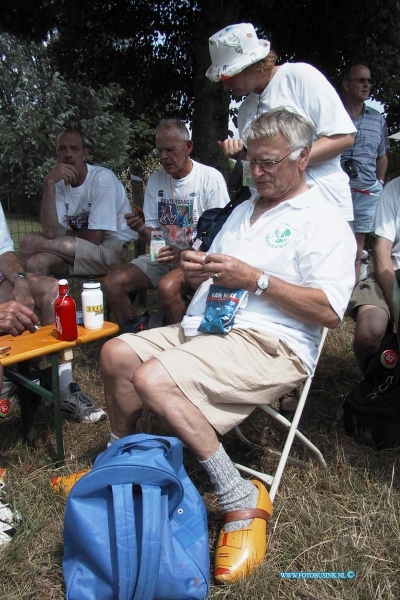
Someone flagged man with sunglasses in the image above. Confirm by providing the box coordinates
[101,108,356,586]
[341,64,390,281]
[103,118,230,329]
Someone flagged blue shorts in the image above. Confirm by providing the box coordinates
[351,180,383,233]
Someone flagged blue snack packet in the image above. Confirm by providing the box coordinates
[198,284,248,335]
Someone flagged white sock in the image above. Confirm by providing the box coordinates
[58,362,73,395]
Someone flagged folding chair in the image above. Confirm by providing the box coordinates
[234,327,328,503]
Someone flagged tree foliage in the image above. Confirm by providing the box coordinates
[1,0,400,171]
[0,33,133,214]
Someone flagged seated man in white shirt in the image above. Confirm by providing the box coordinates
[103,118,230,329]
[18,129,135,277]
[100,108,356,585]
[349,177,400,372]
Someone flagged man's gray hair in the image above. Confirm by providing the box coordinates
[244,107,315,159]
[156,118,191,141]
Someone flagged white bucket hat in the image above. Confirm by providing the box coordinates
[206,23,270,82]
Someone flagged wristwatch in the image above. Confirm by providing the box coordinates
[255,272,270,296]
[379,179,385,186]
[12,272,28,282]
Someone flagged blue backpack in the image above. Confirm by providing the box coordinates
[62,434,210,600]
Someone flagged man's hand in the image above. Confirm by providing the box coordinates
[157,245,182,264]
[44,163,79,186]
[0,301,39,336]
[203,253,258,291]
[180,249,210,289]
[11,278,35,311]
[217,138,245,159]
[124,212,146,233]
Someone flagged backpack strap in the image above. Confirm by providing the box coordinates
[112,484,163,600]
[111,483,139,600]
[133,485,162,600]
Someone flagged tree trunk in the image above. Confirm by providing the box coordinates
[190,3,242,181]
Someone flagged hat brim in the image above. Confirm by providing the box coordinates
[206,40,270,82]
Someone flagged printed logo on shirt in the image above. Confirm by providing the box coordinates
[158,200,193,227]
[158,190,164,197]
[189,192,198,197]
[265,227,292,248]
[69,211,90,230]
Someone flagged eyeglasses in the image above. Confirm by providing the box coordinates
[346,77,372,84]
[242,149,301,173]
[153,141,187,156]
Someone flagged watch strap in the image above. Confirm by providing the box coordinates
[12,272,28,281]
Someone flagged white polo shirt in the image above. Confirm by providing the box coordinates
[182,185,356,374]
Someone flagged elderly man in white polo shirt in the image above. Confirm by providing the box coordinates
[100,108,356,585]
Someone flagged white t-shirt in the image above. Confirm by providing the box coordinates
[0,203,14,256]
[144,160,230,241]
[55,164,136,243]
[237,63,356,221]
[373,177,400,270]
[182,185,356,374]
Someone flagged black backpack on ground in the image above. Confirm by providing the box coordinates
[342,332,400,449]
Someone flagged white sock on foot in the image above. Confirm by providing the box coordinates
[58,362,73,395]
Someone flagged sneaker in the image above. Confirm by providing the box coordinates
[122,314,149,334]
[278,383,304,419]
[60,383,107,423]
[0,499,21,547]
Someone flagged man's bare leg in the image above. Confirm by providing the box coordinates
[103,264,154,326]
[354,232,366,283]
[19,233,75,276]
[158,268,191,325]
[353,304,389,372]
[26,274,59,325]
[101,337,220,457]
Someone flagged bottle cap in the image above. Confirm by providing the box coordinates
[83,280,101,289]
[59,278,68,285]
[380,349,398,369]
[0,398,11,418]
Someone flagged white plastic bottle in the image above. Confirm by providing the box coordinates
[81,280,104,329]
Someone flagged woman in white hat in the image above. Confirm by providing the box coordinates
[206,23,356,221]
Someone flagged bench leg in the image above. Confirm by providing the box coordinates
[18,363,36,448]
[51,353,65,464]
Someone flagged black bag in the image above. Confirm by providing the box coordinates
[195,148,251,252]
[196,188,250,252]
[342,333,400,448]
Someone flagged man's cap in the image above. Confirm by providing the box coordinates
[206,23,270,83]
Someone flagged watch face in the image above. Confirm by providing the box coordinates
[258,274,269,290]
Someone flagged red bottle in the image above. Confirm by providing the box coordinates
[54,279,78,341]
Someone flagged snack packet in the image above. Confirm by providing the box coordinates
[149,230,166,263]
[198,284,248,334]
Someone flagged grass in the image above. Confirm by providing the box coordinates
[1,317,399,599]
[0,217,399,598]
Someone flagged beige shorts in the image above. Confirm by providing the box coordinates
[119,325,307,435]
[348,274,390,319]
[130,254,179,288]
[72,237,129,275]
